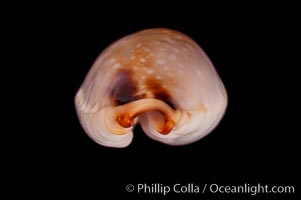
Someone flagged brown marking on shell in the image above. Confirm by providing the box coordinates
[145,78,176,109]
[108,69,178,135]
[110,69,146,106]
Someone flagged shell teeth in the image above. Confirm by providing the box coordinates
[75,28,227,147]
[110,98,179,135]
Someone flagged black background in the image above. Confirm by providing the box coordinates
[9,3,299,199]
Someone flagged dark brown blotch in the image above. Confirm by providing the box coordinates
[146,79,176,109]
[111,70,140,105]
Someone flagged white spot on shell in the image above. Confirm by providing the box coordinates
[178,64,184,69]
[108,58,116,64]
[177,69,182,74]
[156,59,166,65]
[196,69,202,77]
[147,69,154,74]
[155,75,162,80]
[141,76,146,79]
[113,63,121,69]
[169,55,177,60]
[140,58,146,63]
[142,47,150,52]
[136,43,142,48]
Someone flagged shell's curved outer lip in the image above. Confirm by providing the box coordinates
[107,98,181,135]
[75,107,133,148]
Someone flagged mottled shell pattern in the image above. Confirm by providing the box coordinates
[75,28,227,147]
